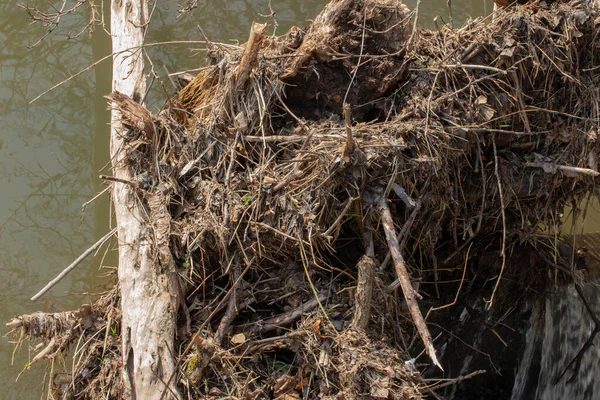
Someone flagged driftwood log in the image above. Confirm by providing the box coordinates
[109,1,181,399]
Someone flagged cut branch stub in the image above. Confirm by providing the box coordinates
[350,255,376,331]
[234,22,267,87]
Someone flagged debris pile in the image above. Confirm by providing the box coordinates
[8,1,600,398]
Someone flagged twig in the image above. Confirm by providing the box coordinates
[382,192,425,278]
[99,174,139,188]
[243,134,338,142]
[342,102,355,161]
[486,136,507,310]
[408,0,422,49]
[30,338,58,366]
[428,369,486,391]
[378,196,442,370]
[447,0,453,27]
[30,41,214,104]
[524,163,600,177]
[31,228,117,301]
[320,196,358,240]
[234,22,267,87]
[248,294,326,334]
[81,186,110,217]
[342,7,367,105]
[214,264,241,346]
[439,64,508,75]
[426,244,472,319]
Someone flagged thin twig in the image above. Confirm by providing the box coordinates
[524,163,600,177]
[426,244,472,319]
[382,191,426,280]
[342,7,367,105]
[428,369,486,391]
[31,228,117,301]
[486,136,507,310]
[30,41,216,104]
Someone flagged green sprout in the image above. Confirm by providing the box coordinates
[242,194,254,206]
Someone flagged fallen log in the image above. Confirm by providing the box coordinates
[108,1,181,399]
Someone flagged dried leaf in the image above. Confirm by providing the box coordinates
[499,46,515,58]
[230,333,247,345]
[370,376,390,399]
[588,129,597,142]
[263,176,276,185]
[475,95,488,106]
[274,375,296,396]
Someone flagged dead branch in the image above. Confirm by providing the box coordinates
[379,196,442,370]
[30,228,117,301]
[249,294,327,334]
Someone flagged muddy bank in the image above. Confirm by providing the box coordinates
[7,1,600,398]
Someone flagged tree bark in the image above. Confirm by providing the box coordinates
[110,1,181,399]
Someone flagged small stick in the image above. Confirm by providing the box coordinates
[31,228,117,301]
[248,294,326,334]
[381,194,424,275]
[320,196,357,240]
[99,174,139,188]
[408,0,421,49]
[428,369,486,391]
[214,265,240,345]
[379,196,442,370]
[524,163,600,177]
[234,22,267,86]
[81,186,110,215]
[485,137,506,310]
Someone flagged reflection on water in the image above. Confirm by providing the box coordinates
[1,0,497,397]
[406,0,495,29]
[511,233,600,399]
[0,2,104,397]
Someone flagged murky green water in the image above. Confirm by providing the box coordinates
[0,1,499,398]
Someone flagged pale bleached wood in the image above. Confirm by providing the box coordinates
[379,196,442,371]
[110,1,181,398]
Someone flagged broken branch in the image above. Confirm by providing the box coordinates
[378,195,442,370]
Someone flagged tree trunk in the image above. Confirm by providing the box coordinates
[110,1,181,399]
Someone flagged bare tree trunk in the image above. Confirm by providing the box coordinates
[110,1,181,399]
